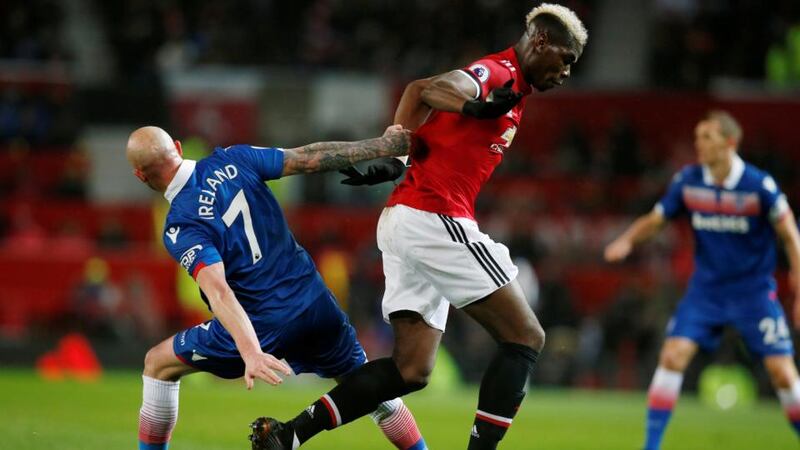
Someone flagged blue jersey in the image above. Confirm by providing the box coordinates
[162,145,328,329]
[656,155,789,292]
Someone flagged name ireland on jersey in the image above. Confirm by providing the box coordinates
[691,212,749,234]
[197,164,239,220]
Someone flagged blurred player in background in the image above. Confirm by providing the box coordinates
[604,111,800,449]
[251,4,587,450]
[126,125,428,450]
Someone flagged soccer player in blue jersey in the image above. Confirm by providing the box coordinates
[126,125,428,450]
[604,110,800,449]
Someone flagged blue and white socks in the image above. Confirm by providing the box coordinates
[138,376,180,450]
[644,367,683,450]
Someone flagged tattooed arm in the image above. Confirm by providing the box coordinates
[281,126,414,177]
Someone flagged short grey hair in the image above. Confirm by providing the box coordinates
[705,110,743,143]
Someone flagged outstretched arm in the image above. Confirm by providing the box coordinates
[604,210,667,262]
[774,210,800,329]
[195,262,291,389]
[281,126,413,177]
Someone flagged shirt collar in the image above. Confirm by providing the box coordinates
[702,154,744,190]
[164,159,196,204]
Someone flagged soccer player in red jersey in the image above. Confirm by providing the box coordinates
[250,4,587,449]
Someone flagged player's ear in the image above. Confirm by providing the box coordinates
[133,168,146,182]
[174,140,183,157]
[533,30,549,52]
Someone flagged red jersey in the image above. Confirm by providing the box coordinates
[387,47,532,219]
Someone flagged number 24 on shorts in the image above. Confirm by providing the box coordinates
[759,317,789,345]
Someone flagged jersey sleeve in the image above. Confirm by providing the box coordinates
[759,174,790,222]
[654,170,687,219]
[223,145,285,180]
[163,219,223,279]
[459,58,514,101]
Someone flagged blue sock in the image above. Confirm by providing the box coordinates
[790,420,800,436]
[139,443,168,450]
[644,408,672,450]
[644,367,682,450]
[407,437,428,450]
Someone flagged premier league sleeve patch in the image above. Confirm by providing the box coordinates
[468,64,491,83]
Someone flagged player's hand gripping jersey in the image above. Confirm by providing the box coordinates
[387,47,533,219]
[656,155,789,292]
[162,146,327,330]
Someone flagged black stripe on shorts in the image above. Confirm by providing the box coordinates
[437,214,505,288]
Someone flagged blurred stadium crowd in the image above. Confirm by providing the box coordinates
[2,0,800,393]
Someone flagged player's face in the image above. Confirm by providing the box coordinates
[694,120,729,166]
[524,41,579,91]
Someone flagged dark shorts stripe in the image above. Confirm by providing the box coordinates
[465,242,502,287]
[472,242,508,284]
[436,214,502,287]
[443,216,468,243]
[437,214,461,243]
[447,216,508,285]
[475,241,509,283]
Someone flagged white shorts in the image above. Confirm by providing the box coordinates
[377,205,518,332]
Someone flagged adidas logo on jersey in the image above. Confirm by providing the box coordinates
[191,352,208,362]
[306,405,316,418]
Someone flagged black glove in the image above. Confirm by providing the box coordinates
[462,79,523,119]
[339,158,407,186]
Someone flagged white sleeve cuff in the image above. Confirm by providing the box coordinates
[770,195,789,222]
[456,70,481,100]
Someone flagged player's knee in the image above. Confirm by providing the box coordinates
[659,349,688,372]
[395,359,434,392]
[766,361,796,389]
[529,322,546,351]
[143,345,176,380]
[143,346,161,376]
[504,319,545,352]
[403,372,431,392]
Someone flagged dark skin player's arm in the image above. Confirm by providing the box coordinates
[394,71,479,130]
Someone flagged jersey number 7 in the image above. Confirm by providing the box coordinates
[222,189,263,264]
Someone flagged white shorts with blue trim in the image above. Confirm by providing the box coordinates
[377,204,518,332]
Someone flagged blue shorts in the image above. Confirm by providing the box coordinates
[173,292,366,379]
[667,286,794,357]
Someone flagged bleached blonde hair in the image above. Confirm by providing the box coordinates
[525,3,588,48]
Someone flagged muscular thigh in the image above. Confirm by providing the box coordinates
[144,335,197,381]
[462,279,541,346]
[390,311,443,376]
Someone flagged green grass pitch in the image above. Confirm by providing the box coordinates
[1,369,795,449]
